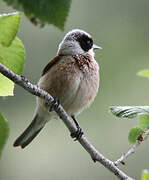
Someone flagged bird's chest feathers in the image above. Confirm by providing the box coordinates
[73,54,99,104]
[73,54,95,74]
[73,54,99,86]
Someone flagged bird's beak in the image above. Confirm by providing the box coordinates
[93,44,102,50]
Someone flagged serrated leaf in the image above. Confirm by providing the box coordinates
[137,70,149,79]
[110,106,149,118]
[0,12,21,46]
[128,127,144,144]
[0,37,25,96]
[0,113,9,157]
[4,0,72,30]
[142,169,149,180]
[139,115,149,129]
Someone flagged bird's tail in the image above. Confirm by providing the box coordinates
[13,113,46,149]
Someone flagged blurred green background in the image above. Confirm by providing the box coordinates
[0,0,149,179]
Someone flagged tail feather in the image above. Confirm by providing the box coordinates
[13,114,45,149]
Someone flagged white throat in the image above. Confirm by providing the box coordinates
[57,41,95,60]
[57,40,84,55]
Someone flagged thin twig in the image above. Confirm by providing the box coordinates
[114,130,149,166]
[0,63,134,180]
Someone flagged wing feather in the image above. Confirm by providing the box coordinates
[42,55,61,76]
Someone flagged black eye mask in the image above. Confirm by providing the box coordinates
[77,34,93,52]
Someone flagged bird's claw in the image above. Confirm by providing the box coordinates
[49,97,60,112]
[71,127,83,141]
[70,115,84,141]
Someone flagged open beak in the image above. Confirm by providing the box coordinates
[93,44,102,50]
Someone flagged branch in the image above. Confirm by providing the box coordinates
[114,130,149,166]
[0,63,134,180]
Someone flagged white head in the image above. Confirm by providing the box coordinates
[57,29,102,56]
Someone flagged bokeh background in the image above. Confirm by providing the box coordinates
[0,0,149,179]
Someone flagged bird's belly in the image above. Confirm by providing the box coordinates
[65,71,99,115]
[37,64,81,113]
[38,58,99,117]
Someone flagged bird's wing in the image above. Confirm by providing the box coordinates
[42,55,61,76]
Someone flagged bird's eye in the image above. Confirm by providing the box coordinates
[77,34,93,52]
[87,40,92,46]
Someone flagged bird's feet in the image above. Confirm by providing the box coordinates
[71,115,84,141]
[49,97,60,112]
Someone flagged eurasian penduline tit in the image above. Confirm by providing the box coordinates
[14,29,102,149]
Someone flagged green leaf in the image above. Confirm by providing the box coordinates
[0,113,9,157]
[139,114,149,129]
[0,37,25,96]
[128,127,144,144]
[142,169,149,180]
[0,74,14,96]
[0,12,25,96]
[0,12,21,46]
[137,70,149,79]
[4,0,72,30]
[110,106,149,118]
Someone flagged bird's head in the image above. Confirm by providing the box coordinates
[58,29,102,56]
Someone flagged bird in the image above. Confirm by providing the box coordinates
[13,29,102,149]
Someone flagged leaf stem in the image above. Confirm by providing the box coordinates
[114,130,149,166]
